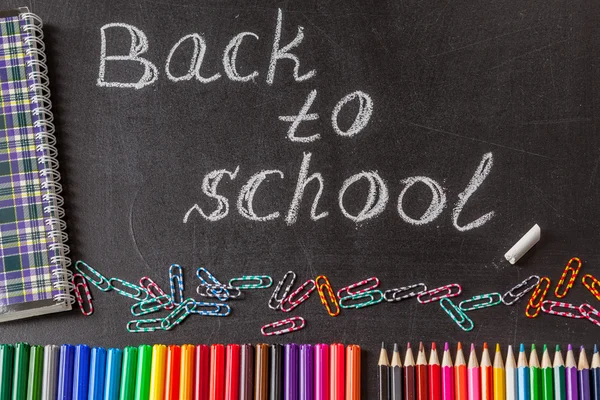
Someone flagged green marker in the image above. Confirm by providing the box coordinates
[11,343,30,400]
[0,344,14,400]
[541,345,554,400]
[120,346,138,400]
[26,345,44,400]
[134,344,152,400]
[530,344,542,400]
[554,345,567,400]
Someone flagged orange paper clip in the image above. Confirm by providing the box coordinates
[554,257,582,298]
[582,274,600,301]
[315,275,340,317]
[525,276,551,318]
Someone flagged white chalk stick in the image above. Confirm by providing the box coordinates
[504,224,541,264]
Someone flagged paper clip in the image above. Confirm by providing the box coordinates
[169,264,184,305]
[139,276,173,310]
[74,261,112,292]
[579,303,600,327]
[417,283,462,304]
[109,278,148,301]
[525,276,551,318]
[126,318,165,333]
[459,293,502,311]
[540,300,585,319]
[196,284,242,301]
[440,298,474,332]
[73,273,93,316]
[269,271,297,310]
[186,301,231,317]
[315,275,340,317]
[554,257,582,298]
[501,275,541,305]
[131,295,172,317]
[161,298,194,330]
[261,316,306,336]
[281,279,316,313]
[582,274,600,301]
[196,267,231,301]
[384,283,428,302]
[229,275,273,289]
[337,277,380,299]
[339,290,384,309]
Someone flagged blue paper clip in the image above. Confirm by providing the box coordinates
[459,292,502,311]
[169,264,184,305]
[440,298,474,331]
[161,298,194,330]
[75,261,112,292]
[131,294,172,316]
[186,301,231,317]
[229,275,273,289]
[108,278,148,301]
[339,290,384,309]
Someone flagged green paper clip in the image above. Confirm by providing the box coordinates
[440,298,474,331]
[458,292,502,311]
[109,278,148,301]
[131,295,172,316]
[160,298,194,330]
[228,275,273,289]
[75,261,112,292]
[339,290,384,309]
[126,318,165,333]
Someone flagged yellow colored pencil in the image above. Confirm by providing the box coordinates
[149,344,167,400]
[494,344,506,400]
[180,344,194,400]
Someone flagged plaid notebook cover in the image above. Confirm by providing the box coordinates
[0,12,61,307]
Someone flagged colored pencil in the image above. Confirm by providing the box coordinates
[315,344,330,400]
[134,345,152,400]
[379,343,390,400]
[578,347,590,400]
[540,345,553,400]
[0,344,14,400]
[270,344,283,400]
[26,345,44,400]
[517,344,530,400]
[104,348,123,400]
[506,346,517,400]
[405,343,416,400]
[88,347,106,400]
[565,345,577,400]
[553,346,566,400]
[429,343,441,400]
[225,344,240,400]
[391,344,403,400]
[455,343,467,400]
[591,345,600,400]
[240,344,254,400]
[149,344,167,400]
[73,344,91,400]
[481,343,493,400]
[284,343,299,400]
[254,344,269,400]
[180,344,194,400]
[119,346,137,400]
[42,345,60,400]
[299,344,314,400]
[467,344,480,400]
[417,343,428,400]
[165,345,181,400]
[57,344,75,400]
[12,342,30,400]
[209,344,225,400]
[530,345,541,400]
[441,343,454,400]
[330,343,344,400]
[194,345,210,400]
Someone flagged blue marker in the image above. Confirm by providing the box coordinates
[518,344,531,400]
[88,347,106,400]
[57,344,75,400]
[73,344,90,400]
[103,348,122,400]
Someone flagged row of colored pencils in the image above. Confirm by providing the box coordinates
[378,343,600,400]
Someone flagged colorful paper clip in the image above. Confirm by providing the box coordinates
[131,295,172,317]
[196,284,242,301]
[196,267,231,301]
[582,274,600,301]
[269,271,297,310]
[501,275,541,305]
[384,283,427,302]
[280,279,316,313]
[525,276,551,318]
[579,303,600,327]
[126,318,165,333]
[161,298,195,330]
[169,264,184,305]
[417,283,462,304]
[186,301,231,317]
[440,298,474,332]
[315,275,340,317]
[229,275,273,289]
[540,300,585,319]
[261,316,306,336]
[459,293,502,311]
[74,261,111,292]
[109,278,148,301]
[139,276,173,310]
[73,273,93,316]
[336,277,380,299]
[554,257,582,299]
[339,290,384,309]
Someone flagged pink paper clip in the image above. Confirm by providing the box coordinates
[417,283,462,304]
[139,276,173,310]
[540,300,585,319]
[281,279,316,313]
[336,277,380,299]
[73,273,93,316]
[579,303,600,327]
[261,316,306,336]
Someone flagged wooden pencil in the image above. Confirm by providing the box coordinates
[493,344,506,400]
[429,343,441,400]
[506,345,518,400]
[441,343,454,400]
[379,343,390,400]
[467,344,480,400]
[405,343,417,400]
[480,343,493,400]
[455,343,468,400]
[416,343,428,400]
[391,344,403,400]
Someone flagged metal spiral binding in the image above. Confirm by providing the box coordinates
[21,12,74,305]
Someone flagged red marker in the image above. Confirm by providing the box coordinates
[225,344,240,400]
[165,345,181,400]
[209,344,225,400]
[330,343,345,400]
[429,343,441,400]
[194,345,209,400]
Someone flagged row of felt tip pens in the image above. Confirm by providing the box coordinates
[0,342,361,400]
[377,342,600,400]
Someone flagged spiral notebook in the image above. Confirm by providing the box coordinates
[0,8,72,321]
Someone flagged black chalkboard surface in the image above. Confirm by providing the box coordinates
[2,0,599,397]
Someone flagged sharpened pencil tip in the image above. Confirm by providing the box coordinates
[445,342,449,351]
[543,344,547,351]
[431,342,436,351]
[496,343,500,352]
[471,343,475,351]
[457,342,462,350]
[394,343,399,352]
[419,342,424,351]
[407,342,411,349]
[520,343,525,352]
[594,344,598,354]
[581,345,585,351]
[381,342,385,349]
[483,342,488,349]
[556,344,561,352]
[568,344,573,351]
[531,344,536,350]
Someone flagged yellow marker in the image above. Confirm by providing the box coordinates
[149,344,167,400]
[494,343,506,400]
[180,344,195,400]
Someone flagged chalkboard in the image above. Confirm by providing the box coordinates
[2,0,599,397]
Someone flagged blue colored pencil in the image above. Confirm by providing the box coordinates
[88,347,107,400]
[73,345,90,400]
[57,344,75,400]
[104,348,122,400]
[518,344,530,400]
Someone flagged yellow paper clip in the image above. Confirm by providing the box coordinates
[554,257,582,298]
[315,275,340,317]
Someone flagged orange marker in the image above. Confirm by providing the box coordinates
[165,345,181,400]
[180,344,194,400]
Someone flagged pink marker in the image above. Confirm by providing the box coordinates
[442,343,455,400]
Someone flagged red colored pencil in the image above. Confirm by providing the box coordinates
[209,344,225,400]
[429,343,441,400]
[455,343,468,400]
[225,344,240,400]
[417,342,429,400]
[480,343,493,400]
[194,344,209,400]
[330,343,345,400]
[405,343,417,400]
[165,345,181,400]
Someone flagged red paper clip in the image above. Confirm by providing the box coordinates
[139,276,173,310]
[554,257,582,298]
[336,277,380,299]
[73,273,93,316]
[261,316,306,336]
[281,279,316,313]
[315,275,340,317]
[417,283,462,304]
[540,300,585,319]
[525,276,551,318]
[579,303,600,327]
[582,274,600,301]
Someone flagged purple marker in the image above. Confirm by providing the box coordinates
[565,344,579,400]
[579,346,591,400]
[314,344,329,400]
[285,344,299,400]
[300,344,314,400]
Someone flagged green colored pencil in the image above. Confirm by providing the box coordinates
[120,346,138,400]
[0,344,14,400]
[541,345,553,400]
[11,343,30,400]
[530,344,542,400]
[554,345,567,400]
[26,345,44,400]
[134,344,152,400]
